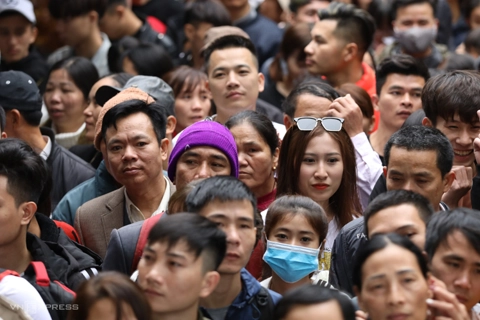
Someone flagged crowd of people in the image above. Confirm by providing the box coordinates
[0,0,480,319]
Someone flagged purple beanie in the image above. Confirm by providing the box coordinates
[168,121,239,180]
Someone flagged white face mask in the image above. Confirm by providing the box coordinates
[394,26,438,54]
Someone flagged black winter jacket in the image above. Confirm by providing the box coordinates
[41,128,95,211]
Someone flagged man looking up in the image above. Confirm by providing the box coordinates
[304,2,376,96]
[137,213,225,320]
[370,54,430,162]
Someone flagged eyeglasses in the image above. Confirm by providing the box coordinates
[294,117,344,132]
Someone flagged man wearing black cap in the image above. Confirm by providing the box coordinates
[0,70,95,211]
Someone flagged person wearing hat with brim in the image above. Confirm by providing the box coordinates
[74,87,176,259]
[102,119,240,275]
[0,0,49,93]
[53,75,176,227]
[0,70,95,210]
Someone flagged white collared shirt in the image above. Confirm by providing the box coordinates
[124,176,171,223]
[40,136,52,160]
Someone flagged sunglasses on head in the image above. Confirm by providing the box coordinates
[293,117,345,132]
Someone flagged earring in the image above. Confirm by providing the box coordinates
[273,166,277,171]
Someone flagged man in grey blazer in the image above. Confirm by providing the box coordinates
[74,87,175,258]
[103,119,239,274]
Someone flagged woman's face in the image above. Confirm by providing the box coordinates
[87,298,137,320]
[267,213,320,249]
[44,68,87,132]
[174,81,211,132]
[286,49,308,83]
[358,243,432,320]
[298,132,344,208]
[229,122,279,198]
[83,77,119,142]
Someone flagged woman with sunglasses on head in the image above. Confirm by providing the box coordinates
[353,233,470,320]
[261,195,332,295]
[277,115,362,271]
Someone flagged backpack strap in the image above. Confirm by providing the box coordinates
[30,261,50,287]
[0,270,20,282]
[251,286,274,320]
[131,212,164,274]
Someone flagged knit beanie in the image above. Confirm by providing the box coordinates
[168,121,239,180]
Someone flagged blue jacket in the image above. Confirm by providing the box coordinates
[202,269,281,320]
[52,161,119,225]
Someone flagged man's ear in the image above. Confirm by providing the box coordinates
[88,10,99,24]
[1,132,6,139]
[184,23,195,42]
[200,271,221,298]
[343,42,358,62]
[443,170,456,193]
[283,114,293,129]
[257,72,265,93]
[30,26,38,44]
[166,115,177,136]
[422,117,433,127]
[383,166,388,177]
[371,94,380,111]
[160,138,170,161]
[20,201,37,226]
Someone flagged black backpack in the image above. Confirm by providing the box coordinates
[0,261,76,320]
[250,286,275,320]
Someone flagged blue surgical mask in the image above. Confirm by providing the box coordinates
[263,240,320,283]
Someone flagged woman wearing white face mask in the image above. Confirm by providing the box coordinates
[261,195,332,295]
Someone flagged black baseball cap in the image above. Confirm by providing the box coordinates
[0,71,42,112]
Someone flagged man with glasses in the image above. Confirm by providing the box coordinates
[283,80,383,210]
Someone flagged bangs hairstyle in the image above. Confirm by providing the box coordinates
[422,70,480,126]
[166,66,208,98]
[147,213,227,271]
[352,233,428,291]
[69,272,151,320]
[265,195,329,245]
[277,125,361,228]
[49,0,108,19]
[425,208,480,260]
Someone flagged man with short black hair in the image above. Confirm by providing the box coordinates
[364,189,434,249]
[330,125,455,295]
[185,176,281,320]
[370,55,430,161]
[378,0,448,70]
[48,0,111,76]
[137,213,225,320]
[181,0,232,69]
[0,70,95,210]
[286,0,331,25]
[218,0,282,67]
[0,0,49,92]
[74,87,175,258]
[304,2,376,96]
[425,208,480,318]
[99,0,177,59]
[203,32,285,135]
